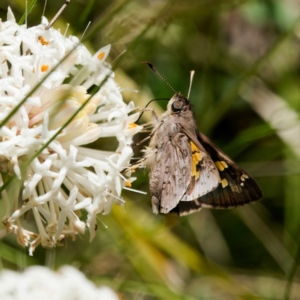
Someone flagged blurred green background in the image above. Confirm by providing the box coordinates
[1,0,300,299]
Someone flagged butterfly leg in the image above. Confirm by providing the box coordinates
[151,196,159,214]
[125,157,147,175]
[131,136,151,147]
[138,120,154,133]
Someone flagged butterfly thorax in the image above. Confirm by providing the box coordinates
[143,93,197,168]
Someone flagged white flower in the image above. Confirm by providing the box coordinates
[0,266,120,300]
[0,8,142,254]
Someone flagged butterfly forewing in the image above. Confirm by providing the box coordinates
[150,133,192,214]
[182,151,220,201]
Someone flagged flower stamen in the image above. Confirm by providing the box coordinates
[128,123,138,129]
[38,36,50,45]
[41,64,49,72]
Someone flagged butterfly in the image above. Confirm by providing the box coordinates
[132,63,262,216]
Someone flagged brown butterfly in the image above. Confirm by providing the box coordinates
[133,63,262,216]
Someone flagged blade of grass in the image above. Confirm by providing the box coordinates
[237,206,293,275]
[201,16,300,134]
[83,0,135,41]
[241,79,300,242]
[0,242,38,268]
[112,200,265,300]
[284,239,300,300]
[18,0,38,25]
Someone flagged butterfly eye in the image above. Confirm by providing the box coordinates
[171,101,183,112]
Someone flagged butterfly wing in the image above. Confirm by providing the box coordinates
[150,133,191,214]
[197,131,263,207]
[170,131,263,216]
[150,133,220,214]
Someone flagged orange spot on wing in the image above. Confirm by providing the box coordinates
[190,141,201,180]
[215,161,228,171]
[221,178,228,188]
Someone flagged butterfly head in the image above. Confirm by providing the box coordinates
[167,93,191,114]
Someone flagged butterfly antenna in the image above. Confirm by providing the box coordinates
[46,0,71,30]
[144,62,177,94]
[135,98,169,123]
[187,70,195,99]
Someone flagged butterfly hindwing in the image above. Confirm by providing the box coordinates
[196,131,262,208]
[169,131,262,216]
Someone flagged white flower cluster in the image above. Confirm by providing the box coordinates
[0,266,119,300]
[0,8,141,254]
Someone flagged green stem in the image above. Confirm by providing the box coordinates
[18,0,38,25]
[284,239,300,300]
